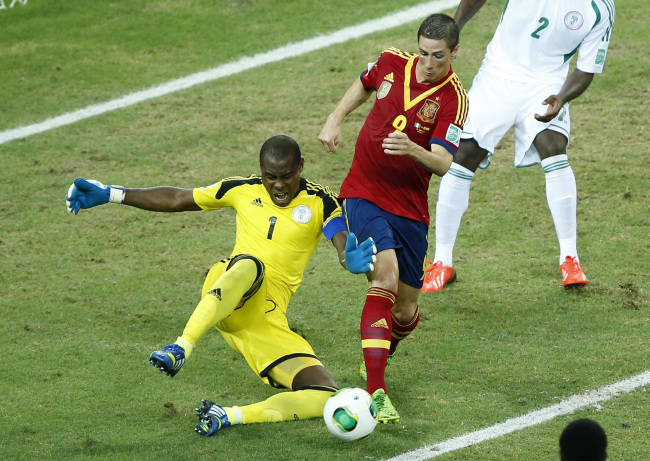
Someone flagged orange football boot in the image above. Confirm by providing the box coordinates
[560,256,588,289]
[421,260,457,293]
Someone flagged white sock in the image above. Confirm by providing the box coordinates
[433,164,474,266]
[541,155,578,264]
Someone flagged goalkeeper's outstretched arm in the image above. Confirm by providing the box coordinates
[122,186,200,212]
[66,177,201,215]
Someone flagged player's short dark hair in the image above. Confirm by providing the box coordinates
[559,419,608,461]
[417,13,459,51]
[259,135,302,165]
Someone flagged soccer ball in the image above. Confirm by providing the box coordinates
[323,387,378,441]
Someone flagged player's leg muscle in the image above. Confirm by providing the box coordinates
[291,364,338,391]
[368,249,399,292]
[534,129,568,160]
[391,281,420,324]
[454,138,489,172]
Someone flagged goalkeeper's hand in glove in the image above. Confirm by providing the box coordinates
[66,178,125,215]
[344,232,377,274]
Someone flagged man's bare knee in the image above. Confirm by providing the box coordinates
[534,130,568,160]
[454,138,488,172]
[292,365,338,391]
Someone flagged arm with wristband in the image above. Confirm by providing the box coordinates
[65,177,200,215]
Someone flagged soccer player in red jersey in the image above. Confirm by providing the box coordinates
[319,13,468,422]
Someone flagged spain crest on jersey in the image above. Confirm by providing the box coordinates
[417,99,440,123]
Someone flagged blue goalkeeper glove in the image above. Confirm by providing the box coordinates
[344,232,377,274]
[66,178,125,215]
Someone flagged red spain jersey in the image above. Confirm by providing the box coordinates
[339,48,468,225]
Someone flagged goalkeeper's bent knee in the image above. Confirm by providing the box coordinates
[226,254,265,299]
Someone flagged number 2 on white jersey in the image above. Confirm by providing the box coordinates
[531,17,549,39]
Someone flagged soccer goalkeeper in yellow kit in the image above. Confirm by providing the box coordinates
[65,135,377,436]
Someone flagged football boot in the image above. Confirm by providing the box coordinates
[421,260,456,293]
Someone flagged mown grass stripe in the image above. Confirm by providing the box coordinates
[0,0,459,146]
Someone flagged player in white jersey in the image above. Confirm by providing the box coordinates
[483,1,613,84]
[422,0,615,292]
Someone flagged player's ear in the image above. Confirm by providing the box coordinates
[298,157,304,173]
[451,44,459,61]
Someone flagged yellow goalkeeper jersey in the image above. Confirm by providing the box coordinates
[193,175,341,301]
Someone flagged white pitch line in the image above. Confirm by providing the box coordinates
[384,369,650,461]
[0,0,459,146]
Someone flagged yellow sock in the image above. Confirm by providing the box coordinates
[179,258,258,347]
[235,388,335,424]
[175,338,195,358]
[224,407,243,425]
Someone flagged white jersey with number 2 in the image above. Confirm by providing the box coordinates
[483,0,615,84]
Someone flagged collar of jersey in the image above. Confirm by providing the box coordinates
[403,56,455,111]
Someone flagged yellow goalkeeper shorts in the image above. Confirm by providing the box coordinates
[202,258,323,389]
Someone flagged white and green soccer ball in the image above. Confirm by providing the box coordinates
[323,387,378,441]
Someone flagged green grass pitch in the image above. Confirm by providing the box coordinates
[1,1,648,459]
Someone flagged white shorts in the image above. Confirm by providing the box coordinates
[462,65,571,168]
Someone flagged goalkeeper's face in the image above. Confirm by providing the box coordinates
[260,154,304,207]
